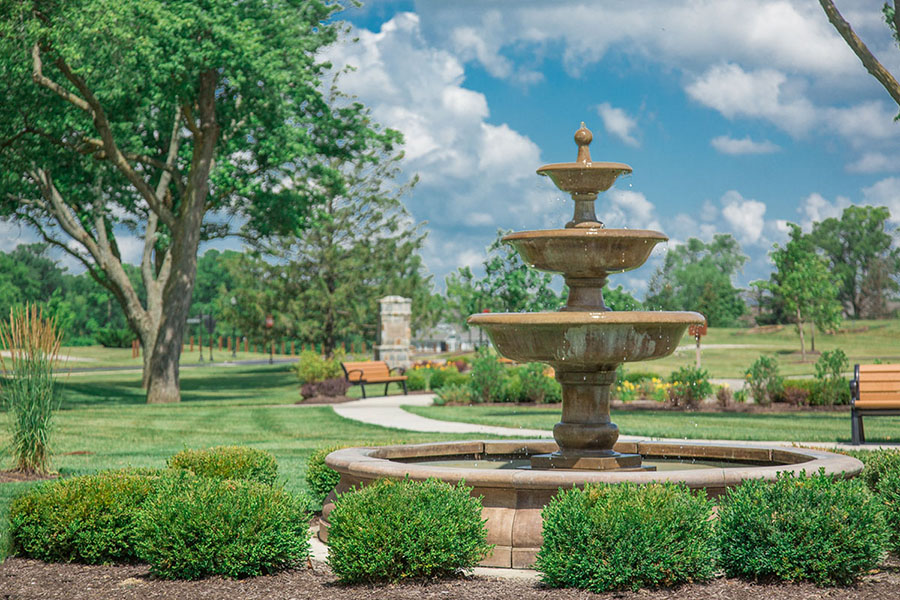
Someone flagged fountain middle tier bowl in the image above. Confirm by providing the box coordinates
[504,228,667,278]
[467,311,704,369]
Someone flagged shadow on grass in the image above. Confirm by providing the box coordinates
[54,365,298,409]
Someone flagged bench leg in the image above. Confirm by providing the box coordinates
[384,382,390,396]
[402,380,407,395]
[360,383,367,399]
[851,409,863,445]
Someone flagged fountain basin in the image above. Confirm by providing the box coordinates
[467,311,704,369]
[319,439,862,568]
[537,161,632,194]
[504,228,667,278]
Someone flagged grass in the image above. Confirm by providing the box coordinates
[0,363,478,560]
[404,404,900,444]
[641,319,900,379]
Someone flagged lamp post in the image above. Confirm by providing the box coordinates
[230,296,238,359]
[205,313,216,363]
[265,314,274,364]
[198,312,204,363]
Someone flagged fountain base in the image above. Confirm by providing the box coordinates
[320,439,862,568]
[530,450,649,471]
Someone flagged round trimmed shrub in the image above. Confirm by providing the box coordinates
[718,471,886,585]
[134,472,310,579]
[857,448,900,492]
[326,478,492,583]
[168,445,277,485]
[536,482,716,593]
[305,445,343,505]
[9,470,159,564]
[876,469,900,554]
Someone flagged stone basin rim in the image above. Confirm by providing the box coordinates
[537,161,633,174]
[467,310,706,326]
[325,440,863,490]
[503,228,667,241]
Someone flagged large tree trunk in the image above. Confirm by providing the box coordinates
[146,70,218,403]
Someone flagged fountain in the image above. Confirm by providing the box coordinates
[319,124,862,568]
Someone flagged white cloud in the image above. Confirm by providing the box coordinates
[824,101,899,146]
[720,190,767,245]
[862,177,900,224]
[321,14,552,283]
[686,64,816,136]
[601,189,661,231]
[797,192,851,228]
[0,220,33,252]
[710,135,780,155]
[846,152,900,174]
[596,103,639,147]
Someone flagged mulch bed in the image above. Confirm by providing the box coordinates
[0,470,58,484]
[1,557,900,600]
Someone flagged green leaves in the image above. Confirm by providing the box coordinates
[646,234,747,327]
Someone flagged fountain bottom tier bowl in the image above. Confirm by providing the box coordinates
[319,439,862,568]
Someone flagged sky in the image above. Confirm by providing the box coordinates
[2,0,898,300]
[320,0,900,296]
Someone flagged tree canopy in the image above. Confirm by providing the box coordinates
[645,234,748,327]
[0,0,394,402]
[809,205,900,318]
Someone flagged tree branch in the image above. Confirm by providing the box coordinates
[30,44,178,228]
[819,0,900,108]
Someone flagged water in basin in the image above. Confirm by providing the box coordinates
[414,458,769,471]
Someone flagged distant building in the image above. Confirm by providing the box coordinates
[412,322,479,354]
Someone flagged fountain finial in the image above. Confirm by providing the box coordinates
[574,122,592,164]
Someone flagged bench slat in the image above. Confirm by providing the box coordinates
[859,364,900,373]
[856,399,900,410]
[860,381,900,393]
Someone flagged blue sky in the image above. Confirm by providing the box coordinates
[324,0,900,296]
[2,0,896,300]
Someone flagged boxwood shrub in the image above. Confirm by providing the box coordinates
[718,471,886,585]
[877,469,900,554]
[9,470,159,564]
[535,482,716,593]
[326,478,492,583]
[134,472,310,580]
[305,445,343,505]
[168,445,277,485]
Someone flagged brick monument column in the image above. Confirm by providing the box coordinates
[374,296,411,369]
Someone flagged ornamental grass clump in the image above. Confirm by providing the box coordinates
[718,471,886,586]
[134,471,310,580]
[535,482,716,593]
[168,445,278,485]
[0,305,64,474]
[9,469,159,564]
[326,478,492,583]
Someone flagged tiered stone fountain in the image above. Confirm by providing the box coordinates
[320,124,862,568]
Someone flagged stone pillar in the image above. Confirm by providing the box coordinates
[374,296,411,369]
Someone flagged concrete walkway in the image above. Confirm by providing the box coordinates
[331,393,900,452]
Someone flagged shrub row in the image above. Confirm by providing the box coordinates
[538,471,889,592]
[10,446,309,580]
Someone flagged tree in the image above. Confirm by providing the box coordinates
[645,234,748,327]
[0,244,65,316]
[810,206,900,318]
[0,1,392,402]
[221,126,436,356]
[444,231,564,328]
[819,1,900,113]
[764,223,842,360]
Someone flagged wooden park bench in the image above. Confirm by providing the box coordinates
[340,360,408,399]
[850,363,900,445]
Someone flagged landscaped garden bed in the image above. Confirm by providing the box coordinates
[3,556,900,600]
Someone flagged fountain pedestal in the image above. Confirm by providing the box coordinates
[531,370,645,470]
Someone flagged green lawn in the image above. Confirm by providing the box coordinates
[0,364,477,560]
[639,318,900,379]
[404,404,900,444]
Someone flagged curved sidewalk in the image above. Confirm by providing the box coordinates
[331,393,899,451]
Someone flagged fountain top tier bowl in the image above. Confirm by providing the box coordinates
[536,123,632,204]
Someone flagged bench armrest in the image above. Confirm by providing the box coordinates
[849,379,858,405]
[389,366,406,375]
[345,368,364,381]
